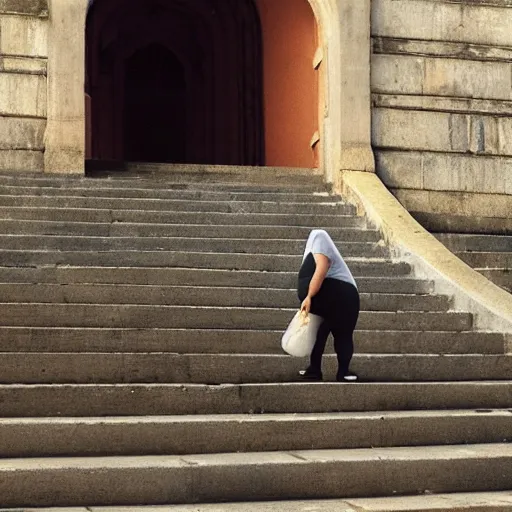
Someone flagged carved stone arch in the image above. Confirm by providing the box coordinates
[44,0,373,177]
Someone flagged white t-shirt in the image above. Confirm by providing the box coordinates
[302,229,357,288]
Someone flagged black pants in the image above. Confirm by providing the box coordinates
[298,254,360,377]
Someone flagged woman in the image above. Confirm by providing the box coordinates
[297,229,360,382]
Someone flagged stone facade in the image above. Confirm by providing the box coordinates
[1,0,511,233]
[372,0,512,233]
[0,1,47,172]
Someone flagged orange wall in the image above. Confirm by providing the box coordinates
[255,0,319,168]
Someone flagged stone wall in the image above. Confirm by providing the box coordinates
[0,0,48,172]
[371,0,512,234]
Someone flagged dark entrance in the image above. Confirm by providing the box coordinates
[85,0,265,165]
[124,45,186,163]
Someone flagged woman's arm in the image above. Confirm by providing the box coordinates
[301,253,330,314]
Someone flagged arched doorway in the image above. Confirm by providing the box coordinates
[85,0,265,165]
[45,0,374,177]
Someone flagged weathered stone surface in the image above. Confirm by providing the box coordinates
[0,14,48,57]
[372,55,512,100]
[373,94,512,117]
[0,353,509,384]
[373,36,512,63]
[0,149,43,172]
[43,0,87,174]
[0,116,45,150]
[0,55,46,74]
[0,411,511,457]
[1,444,512,506]
[0,382,511,417]
[436,233,512,253]
[392,189,512,219]
[411,210,512,236]
[0,327,504,355]
[0,72,46,117]
[374,108,512,156]
[377,150,512,195]
[13,492,512,511]
[0,194,352,216]
[0,0,47,16]
[373,109,463,153]
[0,303,473,331]
[0,234,388,258]
[0,283,447,311]
[372,0,512,47]
[0,206,364,228]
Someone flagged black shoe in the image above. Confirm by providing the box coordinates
[298,368,323,381]
[336,371,358,383]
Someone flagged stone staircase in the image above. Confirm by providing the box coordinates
[0,169,511,510]
[436,233,512,294]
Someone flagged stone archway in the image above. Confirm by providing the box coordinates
[44,0,374,179]
[85,0,264,166]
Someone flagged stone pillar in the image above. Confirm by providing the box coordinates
[337,0,374,173]
[44,0,88,174]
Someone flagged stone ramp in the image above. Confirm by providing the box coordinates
[0,170,510,507]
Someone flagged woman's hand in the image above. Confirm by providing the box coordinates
[301,296,312,315]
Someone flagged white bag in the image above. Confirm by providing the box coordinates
[281,310,323,357]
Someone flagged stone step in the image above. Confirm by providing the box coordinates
[0,194,354,215]
[0,382,510,417]
[0,266,416,286]
[457,251,512,268]
[0,235,388,258]
[0,328,505,355]
[0,220,380,241]
[436,233,512,253]
[0,410,510,458]
[0,251,399,273]
[0,304,472,330]
[0,284,449,311]
[0,206,365,227]
[477,269,512,293]
[0,353,510,384]
[0,183,341,203]
[0,172,329,193]
[0,444,511,506]
[105,164,327,187]
[0,183,340,206]
[39,492,512,511]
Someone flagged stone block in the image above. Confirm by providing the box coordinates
[424,58,512,100]
[373,108,512,156]
[0,116,45,150]
[0,149,43,172]
[0,0,47,16]
[373,94,512,118]
[413,211,512,236]
[373,108,458,152]
[422,152,512,195]
[392,189,512,219]
[375,150,423,189]
[0,73,46,117]
[372,55,512,100]
[0,14,48,57]
[372,0,512,48]
[0,55,46,74]
[377,150,512,195]
[371,54,424,96]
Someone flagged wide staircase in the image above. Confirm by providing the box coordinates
[436,233,512,294]
[0,169,511,510]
